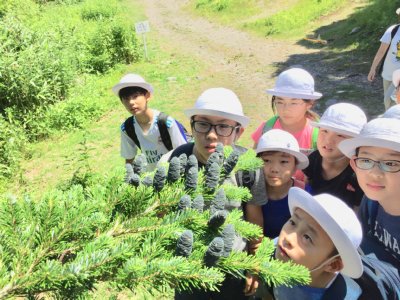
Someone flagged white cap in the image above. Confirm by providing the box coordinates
[266,68,322,100]
[184,88,250,127]
[310,103,367,137]
[256,129,309,169]
[288,187,363,278]
[112,73,154,96]
[383,104,400,119]
[338,118,400,158]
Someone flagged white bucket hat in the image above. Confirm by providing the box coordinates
[112,73,154,96]
[338,118,400,158]
[288,187,363,278]
[256,129,309,169]
[266,68,322,100]
[184,88,250,127]
[310,103,367,137]
[383,104,400,119]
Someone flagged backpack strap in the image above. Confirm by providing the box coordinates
[123,116,141,150]
[311,126,319,149]
[262,116,279,134]
[157,112,173,151]
[378,24,400,75]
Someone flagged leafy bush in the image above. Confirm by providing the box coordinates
[85,18,140,73]
[0,113,27,178]
[0,16,75,114]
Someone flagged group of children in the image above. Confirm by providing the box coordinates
[112,69,400,299]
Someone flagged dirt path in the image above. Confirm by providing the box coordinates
[139,0,382,120]
[140,0,322,124]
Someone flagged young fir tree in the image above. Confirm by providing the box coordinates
[0,146,310,299]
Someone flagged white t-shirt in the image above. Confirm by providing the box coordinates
[381,24,400,80]
[120,110,187,171]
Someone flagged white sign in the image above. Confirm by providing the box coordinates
[135,21,150,35]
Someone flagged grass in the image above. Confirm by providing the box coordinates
[190,0,349,38]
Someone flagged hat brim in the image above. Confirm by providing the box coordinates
[256,147,309,169]
[310,121,358,137]
[339,137,400,158]
[112,82,154,96]
[184,108,250,127]
[266,89,322,100]
[288,187,363,278]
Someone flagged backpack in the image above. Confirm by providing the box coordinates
[262,116,319,150]
[378,24,400,76]
[122,112,191,151]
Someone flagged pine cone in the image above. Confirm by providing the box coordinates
[167,157,181,183]
[178,195,191,211]
[141,175,153,187]
[191,195,204,213]
[186,155,198,174]
[153,166,166,192]
[129,174,140,187]
[133,154,147,175]
[208,210,227,229]
[205,162,220,191]
[176,230,194,257]
[215,143,225,163]
[221,224,235,257]
[179,154,187,176]
[222,149,240,177]
[205,152,221,174]
[210,188,226,215]
[204,237,224,267]
[124,163,135,183]
[185,166,198,192]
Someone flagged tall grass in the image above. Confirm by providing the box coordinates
[245,0,347,36]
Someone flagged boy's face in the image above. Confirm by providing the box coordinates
[317,129,351,161]
[260,151,296,187]
[350,146,400,213]
[274,97,313,126]
[191,115,243,164]
[121,91,151,116]
[275,208,336,272]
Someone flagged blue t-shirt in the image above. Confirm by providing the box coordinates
[358,196,400,271]
[262,196,291,239]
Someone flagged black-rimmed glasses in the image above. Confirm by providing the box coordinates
[353,157,400,173]
[191,120,239,137]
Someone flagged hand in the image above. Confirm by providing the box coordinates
[367,69,376,82]
[244,272,260,296]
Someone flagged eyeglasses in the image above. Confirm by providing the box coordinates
[191,120,240,137]
[353,157,400,173]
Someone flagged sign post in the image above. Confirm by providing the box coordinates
[135,20,150,61]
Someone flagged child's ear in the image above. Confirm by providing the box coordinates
[145,91,152,100]
[349,156,357,172]
[324,257,343,274]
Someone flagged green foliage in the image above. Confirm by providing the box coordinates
[245,0,347,36]
[0,0,140,180]
[0,147,310,298]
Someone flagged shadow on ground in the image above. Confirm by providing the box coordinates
[272,0,398,119]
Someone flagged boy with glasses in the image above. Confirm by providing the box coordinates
[168,87,249,168]
[339,117,400,271]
